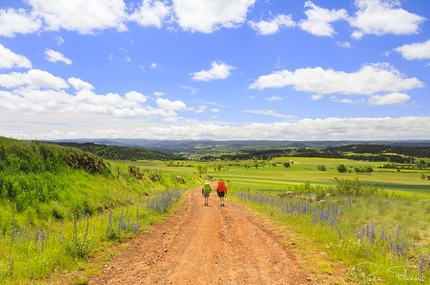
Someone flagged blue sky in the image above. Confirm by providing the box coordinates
[1,0,429,141]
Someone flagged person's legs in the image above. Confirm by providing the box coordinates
[218,192,225,206]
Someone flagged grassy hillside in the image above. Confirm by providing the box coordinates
[51,141,186,160]
[0,136,201,284]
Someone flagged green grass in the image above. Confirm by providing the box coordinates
[133,157,430,196]
[0,138,202,284]
[227,182,430,284]
[2,139,429,284]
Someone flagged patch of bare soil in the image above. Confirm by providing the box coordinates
[87,186,347,285]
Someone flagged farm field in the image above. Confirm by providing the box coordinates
[131,157,430,196]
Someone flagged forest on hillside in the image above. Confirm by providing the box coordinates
[51,142,186,161]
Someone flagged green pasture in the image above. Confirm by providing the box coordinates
[131,157,430,196]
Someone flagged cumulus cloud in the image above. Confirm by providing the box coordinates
[349,0,426,39]
[172,0,255,33]
[156,98,187,110]
[368,92,410,106]
[129,0,171,28]
[44,49,73,65]
[189,61,236,81]
[125,91,147,103]
[2,114,430,140]
[299,1,348,37]
[394,39,430,60]
[68,77,94,90]
[0,8,41,37]
[248,14,295,35]
[0,69,69,89]
[0,85,177,119]
[28,0,128,34]
[0,44,32,69]
[139,116,430,140]
[249,63,424,96]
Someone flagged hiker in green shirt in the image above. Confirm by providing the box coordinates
[202,180,211,206]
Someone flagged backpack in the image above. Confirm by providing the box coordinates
[217,180,227,192]
[202,183,211,194]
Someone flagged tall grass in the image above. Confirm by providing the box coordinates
[0,138,200,284]
[231,179,430,284]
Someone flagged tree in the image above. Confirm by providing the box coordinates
[337,164,347,173]
[316,165,326,171]
[283,162,290,168]
[196,165,207,176]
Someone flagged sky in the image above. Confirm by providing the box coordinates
[1,0,430,141]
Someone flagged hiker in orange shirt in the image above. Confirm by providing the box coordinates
[216,179,227,207]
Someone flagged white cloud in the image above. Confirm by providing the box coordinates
[44,49,73,65]
[129,0,171,28]
[189,61,236,81]
[330,96,356,104]
[181,85,198,95]
[0,69,69,89]
[150,63,159,69]
[53,36,65,45]
[0,8,41,37]
[243,109,293,119]
[153,92,165,97]
[172,0,255,33]
[125,91,147,103]
[394,39,430,60]
[195,105,207,113]
[249,63,424,96]
[311,94,323,100]
[299,1,348,37]
[349,0,426,39]
[336,41,352,48]
[368,92,410,106]
[156,98,187,110]
[0,44,32,69]
[248,14,295,35]
[2,115,430,141]
[68,77,95,90]
[144,117,430,140]
[0,87,177,118]
[28,0,128,34]
[266,95,282,101]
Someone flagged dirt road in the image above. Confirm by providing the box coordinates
[88,187,321,285]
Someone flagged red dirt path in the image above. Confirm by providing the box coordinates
[88,186,345,285]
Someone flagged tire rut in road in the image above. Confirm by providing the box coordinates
[88,187,315,285]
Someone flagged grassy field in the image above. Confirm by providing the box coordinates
[128,156,430,283]
[131,157,430,196]
[2,137,429,284]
